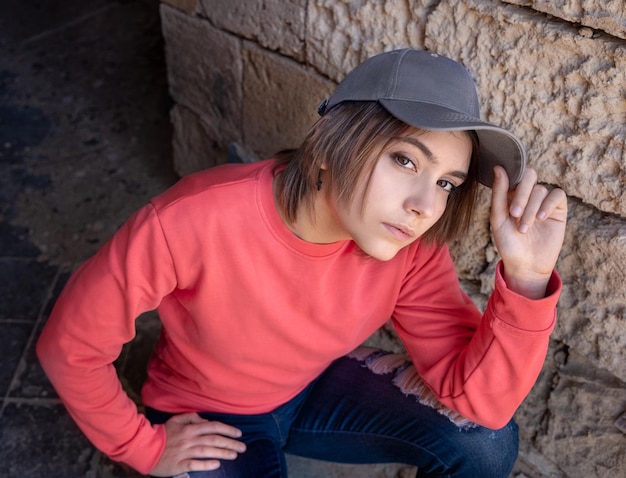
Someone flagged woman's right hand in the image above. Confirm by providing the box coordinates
[150,412,247,477]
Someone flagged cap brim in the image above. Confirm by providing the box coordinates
[379,99,526,188]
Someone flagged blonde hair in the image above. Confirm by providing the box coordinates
[274,102,479,247]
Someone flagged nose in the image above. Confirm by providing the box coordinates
[404,183,438,218]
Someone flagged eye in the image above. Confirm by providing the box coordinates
[392,154,416,171]
[437,179,459,194]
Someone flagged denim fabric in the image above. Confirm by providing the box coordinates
[146,354,519,478]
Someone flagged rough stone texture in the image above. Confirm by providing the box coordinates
[158,0,626,476]
[242,43,334,159]
[199,0,307,61]
[169,103,230,176]
[556,200,626,381]
[426,0,626,217]
[505,0,626,40]
[307,0,435,82]
[160,0,200,15]
[515,341,626,477]
[424,0,626,382]
[160,3,243,172]
[422,2,626,474]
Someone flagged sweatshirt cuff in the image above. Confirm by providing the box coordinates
[490,261,562,333]
[119,422,167,475]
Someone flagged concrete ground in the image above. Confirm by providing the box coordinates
[0,1,417,476]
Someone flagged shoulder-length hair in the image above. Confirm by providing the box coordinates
[274,102,480,247]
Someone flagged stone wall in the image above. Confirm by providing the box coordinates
[158,0,626,476]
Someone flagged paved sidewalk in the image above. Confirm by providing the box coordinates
[0,1,174,476]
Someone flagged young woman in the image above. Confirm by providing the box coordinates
[37,49,567,477]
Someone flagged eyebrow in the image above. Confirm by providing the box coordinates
[396,137,469,181]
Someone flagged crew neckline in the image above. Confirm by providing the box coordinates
[258,160,352,258]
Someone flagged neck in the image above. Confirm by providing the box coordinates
[273,174,348,244]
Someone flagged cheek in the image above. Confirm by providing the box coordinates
[431,196,454,225]
[436,198,450,217]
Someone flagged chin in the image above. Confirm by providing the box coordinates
[358,245,402,262]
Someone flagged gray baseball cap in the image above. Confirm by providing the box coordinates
[318,48,525,188]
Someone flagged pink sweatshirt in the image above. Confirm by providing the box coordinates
[37,159,561,474]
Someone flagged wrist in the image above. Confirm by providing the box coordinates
[502,268,550,299]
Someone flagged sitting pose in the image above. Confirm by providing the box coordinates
[38,48,567,477]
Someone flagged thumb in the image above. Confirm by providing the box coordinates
[490,165,510,228]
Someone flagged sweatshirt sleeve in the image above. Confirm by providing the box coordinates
[36,203,176,474]
[392,245,561,429]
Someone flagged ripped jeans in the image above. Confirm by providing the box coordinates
[146,348,519,478]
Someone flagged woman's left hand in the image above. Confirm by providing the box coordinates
[490,165,568,299]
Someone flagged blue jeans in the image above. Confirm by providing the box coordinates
[146,351,519,477]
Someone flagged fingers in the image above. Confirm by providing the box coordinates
[536,187,568,221]
[152,421,244,477]
[175,423,246,473]
[174,418,246,453]
[153,413,246,475]
[490,165,511,228]
[492,166,565,234]
[511,177,546,234]
[170,412,209,425]
[169,412,244,439]
[192,417,244,440]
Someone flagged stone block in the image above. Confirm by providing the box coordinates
[242,43,335,159]
[505,0,626,40]
[160,4,242,144]
[170,104,233,176]
[199,0,306,61]
[160,0,200,14]
[307,0,434,82]
[555,199,626,382]
[516,342,626,477]
[425,0,626,217]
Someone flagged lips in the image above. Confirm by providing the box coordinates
[383,223,416,242]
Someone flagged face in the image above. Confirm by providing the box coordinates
[324,129,472,261]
